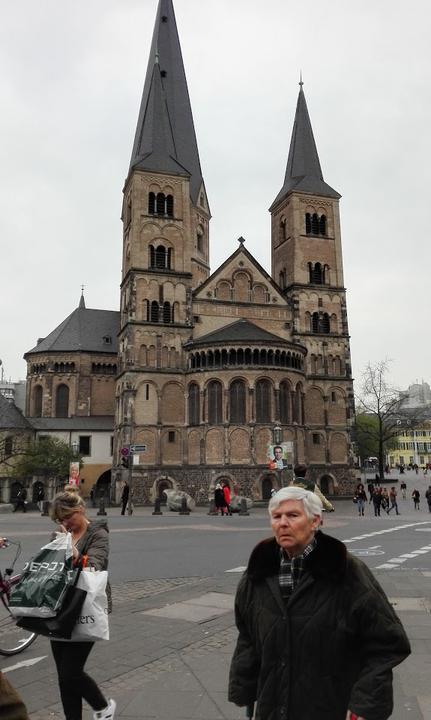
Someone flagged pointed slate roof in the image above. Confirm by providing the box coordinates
[0,394,32,430]
[185,319,288,347]
[24,297,119,356]
[270,86,340,210]
[129,0,205,204]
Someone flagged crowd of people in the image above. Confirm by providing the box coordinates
[354,480,431,516]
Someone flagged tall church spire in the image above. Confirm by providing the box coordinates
[270,86,340,209]
[129,0,204,204]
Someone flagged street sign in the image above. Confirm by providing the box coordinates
[130,444,147,453]
[121,447,130,457]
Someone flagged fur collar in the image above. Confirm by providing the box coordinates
[246,530,347,583]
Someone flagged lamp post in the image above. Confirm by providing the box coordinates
[272,424,284,489]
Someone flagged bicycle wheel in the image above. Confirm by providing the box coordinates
[0,579,37,655]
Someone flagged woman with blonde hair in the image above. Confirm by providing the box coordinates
[49,488,115,720]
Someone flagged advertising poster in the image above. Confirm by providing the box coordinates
[267,442,294,471]
[69,461,80,486]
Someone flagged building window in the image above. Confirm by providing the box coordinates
[168,431,175,443]
[305,212,327,236]
[312,433,321,445]
[79,436,91,456]
[150,301,159,322]
[33,385,43,417]
[188,383,200,426]
[256,379,272,423]
[55,384,69,418]
[308,262,324,284]
[279,381,290,423]
[149,192,174,217]
[197,226,204,253]
[148,192,156,214]
[110,436,114,456]
[311,312,330,334]
[208,380,223,424]
[331,391,336,402]
[4,436,13,456]
[230,380,246,424]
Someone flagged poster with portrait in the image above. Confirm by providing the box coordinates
[267,441,294,471]
[69,461,80,486]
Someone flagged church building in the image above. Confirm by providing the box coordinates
[114,0,355,503]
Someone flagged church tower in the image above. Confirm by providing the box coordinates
[270,84,354,472]
[116,0,210,484]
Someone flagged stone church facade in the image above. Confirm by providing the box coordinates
[114,0,355,504]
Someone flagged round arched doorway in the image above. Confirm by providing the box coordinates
[319,474,334,495]
[157,478,173,504]
[96,470,112,503]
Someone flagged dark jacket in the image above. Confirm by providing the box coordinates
[0,671,29,720]
[229,531,410,720]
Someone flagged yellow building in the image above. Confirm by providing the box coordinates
[387,422,431,468]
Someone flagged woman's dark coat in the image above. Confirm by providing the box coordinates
[229,531,410,720]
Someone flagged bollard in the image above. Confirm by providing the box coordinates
[152,497,163,515]
[179,496,190,515]
[41,500,50,516]
[207,499,217,516]
[97,496,107,516]
[239,498,249,516]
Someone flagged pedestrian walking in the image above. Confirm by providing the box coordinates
[400,479,407,499]
[426,486,431,513]
[367,481,374,503]
[412,488,420,510]
[381,488,389,513]
[372,487,382,517]
[387,486,400,515]
[50,489,116,720]
[120,481,129,515]
[36,484,45,512]
[13,486,27,513]
[214,483,227,515]
[355,483,367,517]
[222,481,233,516]
[228,486,411,720]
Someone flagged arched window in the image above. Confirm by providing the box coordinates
[188,383,200,426]
[311,262,323,284]
[311,213,319,234]
[155,245,166,268]
[167,248,172,269]
[150,301,159,322]
[312,312,319,333]
[33,385,43,417]
[256,379,272,423]
[320,313,330,333]
[166,194,174,217]
[230,380,246,424]
[197,226,204,253]
[305,213,311,234]
[148,192,156,214]
[319,214,326,235]
[149,245,155,267]
[4,436,13,456]
[156,193,165,215]
[279,381,290,423]
[279,218,286,241]
[56,384,69,418]
[163,301,171,323]
[208,380,223,424]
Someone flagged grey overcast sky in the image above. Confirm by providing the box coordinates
[1,0,430,390]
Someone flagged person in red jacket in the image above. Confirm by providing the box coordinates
[222,481,233,516]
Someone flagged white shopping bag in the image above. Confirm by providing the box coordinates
[70,570,109,641]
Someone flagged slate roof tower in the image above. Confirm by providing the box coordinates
[270,83,355,467]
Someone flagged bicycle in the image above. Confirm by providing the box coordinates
[0,539,37,655]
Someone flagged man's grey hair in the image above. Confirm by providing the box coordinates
[268,486,323,519]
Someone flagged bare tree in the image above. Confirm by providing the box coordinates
[355,360,422,480]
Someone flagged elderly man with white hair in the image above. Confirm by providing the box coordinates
[228,487,410,720]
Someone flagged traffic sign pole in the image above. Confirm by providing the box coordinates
[127,446,134,516]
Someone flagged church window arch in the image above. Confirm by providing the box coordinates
[155,245,167,269]
[279,217,286,241]
[305,213,311,234]
[188,383,200,426]
[305,212,327,237]
[156,192,165,215]
[150,301,159,323]
[33,385,43,417]
[163,301,172,323]
[311,312,330,334]
[56,384,69,418]
[197,225,204,253]
[166,194,174,217]
[256,379,272,423]
[208,380,223,424]
[229,379,246,424]
[311,213,320,234]
[280,380,291,423]
[148,192,156,214]
[319,214,327,235]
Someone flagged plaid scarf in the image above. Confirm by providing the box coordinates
[279,536,316,600]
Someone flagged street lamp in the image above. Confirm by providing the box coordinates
[273,424,282,446]
[71,440,79,457]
